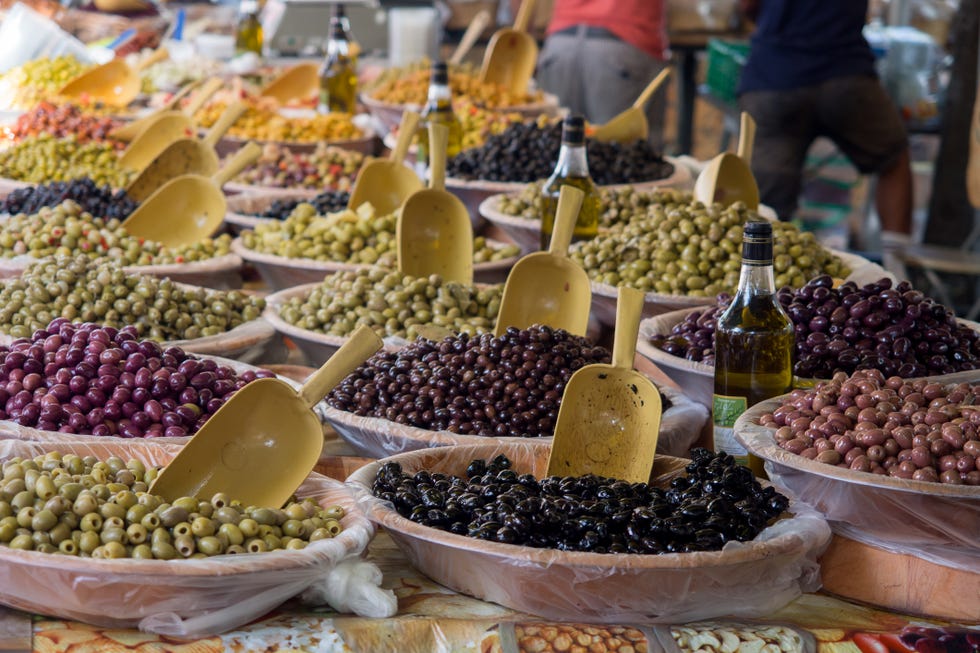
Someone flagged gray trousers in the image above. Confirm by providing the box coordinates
[535,25,668,150]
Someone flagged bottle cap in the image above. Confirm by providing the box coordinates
[562,114,586,144]
[333,3,346,18]
[431,61,449,85]
[742,220,773,264]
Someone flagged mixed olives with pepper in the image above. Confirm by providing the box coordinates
[373,449,789,553]
[0,451,345,557]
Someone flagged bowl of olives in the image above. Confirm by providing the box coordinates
[225,190,352,234]
[0,439,375,635]
[348,441,830,623]
[263,270,504,366]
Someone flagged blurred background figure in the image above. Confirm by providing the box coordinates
[528,0,670,150]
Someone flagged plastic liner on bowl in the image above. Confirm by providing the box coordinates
[321,384,708,459]
[735,392,980,572]
[0,439,391,639]
[347,441,831,624]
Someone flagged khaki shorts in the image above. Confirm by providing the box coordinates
[739,75,908,220]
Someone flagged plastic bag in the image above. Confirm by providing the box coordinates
[766,462,979,572]
[0,439,394,638]
[323,383,707,459]
[0,3,94,75]
[347,440,832,624]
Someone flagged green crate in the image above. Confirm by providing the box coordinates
[705,39,751,102]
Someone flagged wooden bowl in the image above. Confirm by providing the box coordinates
[734,388,980,621]
[360,92,562,133]
[346,441,829,623]
[320,383,707,459]
[0,439,374,634]
[450,158,691,236]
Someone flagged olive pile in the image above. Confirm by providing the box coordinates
[6,102,121,145]
[761,369,980,485]
[649,277,980,377]
[446,120,673,185]
[373,448,789,553]
[278,268,502,340]
[0,56,90,110]
[496,182,693,230]
[241,203,519,266]
[0,201,231,265]
[0,135,133,188]
[570,204,848,295]
[231,142,363,190]
[0,256,264,341]
[195,102,362,142]
[0,318,276,438]
[898,627,980,653]
[251,190,351,221]
[366,60,542,108]
[328,326,615,437]
[1,179,137,221]
[0,451,345,557]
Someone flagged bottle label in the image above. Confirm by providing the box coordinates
[712,393,748,460]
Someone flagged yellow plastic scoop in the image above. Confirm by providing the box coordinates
[693,111,760,210]
[479,0,538,96]
[59,48,169,108]
[111,76,223,142]
[494,185,591,336]
[396,123,474,284]
[121,141,261,247]
[259,62,321,105]
[449,8,493,66]
[118,113,198,173]
[348,110,424,215]
[547,286,662,482]
[590,69,671,143]
[125,101,248,203]
[150,325,383,507]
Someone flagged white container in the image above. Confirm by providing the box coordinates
[387,7,439,67]
[0,3,94,73]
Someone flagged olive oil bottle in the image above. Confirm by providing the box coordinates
[318,4,357,114]
[712,220,794,476]
[417,61,463,168]
[540,115,600,250]
[235,0,264,56]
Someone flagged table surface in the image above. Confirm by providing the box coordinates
[0,528,973,653]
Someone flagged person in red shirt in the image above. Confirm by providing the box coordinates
[533,0,670,149]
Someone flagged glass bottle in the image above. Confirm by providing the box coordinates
[318,4,357,114]
[417,61,463,169]
[332,3,361,63]
[712,220,794,476]
[539,115,600,251]
[235,0,264,57]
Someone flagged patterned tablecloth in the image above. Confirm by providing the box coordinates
[0,530,976,653]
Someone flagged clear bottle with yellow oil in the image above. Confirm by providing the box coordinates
[318,4,357,114]
[712,220,794,477]
[540,114,600,251]
[235,0,264,56]
[417,61,463,169]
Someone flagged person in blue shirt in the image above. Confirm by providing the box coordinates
[738,0,913,238]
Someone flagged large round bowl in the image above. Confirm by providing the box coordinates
[0,253,245,290]
[347,440,830,623]
[0,353,293,447]
[450,158,692,233]
[225,190,344,234]
[360,92,562,133]
[0,438,374,637]
[321,383,708,459]
[734,385,980,621]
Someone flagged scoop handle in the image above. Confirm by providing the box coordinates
[184,77,224,117]
[134,47,169,72]
[613,286,644,370]
[428,123,448,192]
[161,79,202,111]
[513,0,536,32]
[548,184,584,256]
[391,110,421,166]
[737,111,756,165]
[450,9,492,65]
[203,101,247,148]
[299,325,383,407]
[212,141,261,186]
[634,68,671,110]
